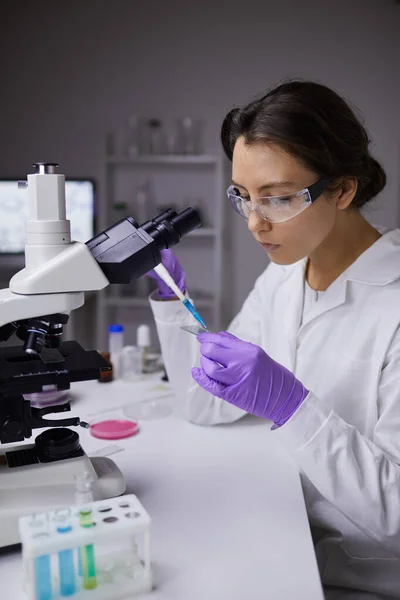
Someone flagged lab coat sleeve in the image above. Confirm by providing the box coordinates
[149,270,268,425]
[273,332,400,556]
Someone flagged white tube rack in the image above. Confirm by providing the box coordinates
[19,494,152,600]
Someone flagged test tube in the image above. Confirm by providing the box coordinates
[74,471,93,505]
[75,471,93,577]
[30,514,52,600]
[124,539,141,580]
[79,507,97,590]
[54,509,76,597]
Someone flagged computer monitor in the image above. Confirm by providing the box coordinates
[0,179,96,254]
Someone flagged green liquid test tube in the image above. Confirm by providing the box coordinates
[79,508,97,590]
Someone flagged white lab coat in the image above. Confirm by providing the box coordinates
[150,228,400,600]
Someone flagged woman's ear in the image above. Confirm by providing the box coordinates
[334,177,358,210]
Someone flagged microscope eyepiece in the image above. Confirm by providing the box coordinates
[87,206,201,284]
[141,207,201,250]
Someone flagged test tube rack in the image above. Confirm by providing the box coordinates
[19,494,152,600]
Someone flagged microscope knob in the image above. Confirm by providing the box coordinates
[1,418,24,442]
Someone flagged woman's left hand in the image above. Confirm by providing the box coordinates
[192,331,309,426]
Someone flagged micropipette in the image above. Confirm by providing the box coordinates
[153,263,208,329]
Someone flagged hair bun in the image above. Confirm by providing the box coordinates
[360,155,386,205]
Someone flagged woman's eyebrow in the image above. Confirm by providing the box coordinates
[231,180,295,192]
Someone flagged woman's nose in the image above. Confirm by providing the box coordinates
[247,210,272,234]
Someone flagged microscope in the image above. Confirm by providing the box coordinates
[0,162,200,546]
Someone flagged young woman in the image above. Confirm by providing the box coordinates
[148,81,400,599]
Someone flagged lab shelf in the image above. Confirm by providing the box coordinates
[187,227,217,237]
[102,297,150,309]
[106,155,219,166]
[95,147,225,349]
[102,296,214,309]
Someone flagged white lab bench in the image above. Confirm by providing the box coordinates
[0,377,324,600]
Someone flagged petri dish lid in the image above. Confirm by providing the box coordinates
[90,419,139,440]
[124,399,172,421]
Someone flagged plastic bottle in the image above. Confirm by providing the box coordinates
[108,324,124,378]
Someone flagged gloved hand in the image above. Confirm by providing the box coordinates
[147,249,186,299]
[191,331,309,426]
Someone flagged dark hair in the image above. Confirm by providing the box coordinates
[221,80,386,208]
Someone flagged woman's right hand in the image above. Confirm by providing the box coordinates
[147,249,187,299]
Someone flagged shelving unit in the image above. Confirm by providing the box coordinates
[95,153,224,350]
[106,155,218,166]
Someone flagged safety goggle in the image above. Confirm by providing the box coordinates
[226,178,331,223]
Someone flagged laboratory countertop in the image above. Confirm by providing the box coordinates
[0,375,324,600]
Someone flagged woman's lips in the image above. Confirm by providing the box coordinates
[261,243,281,253]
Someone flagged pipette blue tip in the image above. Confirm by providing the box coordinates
[183,299,208,330]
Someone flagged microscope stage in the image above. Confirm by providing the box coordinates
[0,341,110,394]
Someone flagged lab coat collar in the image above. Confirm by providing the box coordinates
[283,227,400,291]
[344,228,400,286]
[283,228,400,347]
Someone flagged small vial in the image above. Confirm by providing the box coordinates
[136,324,151,373]
[108,324,124,378]
[98,561,114,585]
[29,514,52,600]
[99,351,113,383]
[125,114,140,158]
[79,507,97,590]
[124,539,141,579]
[54,509,76,597]
[120,345,143,382]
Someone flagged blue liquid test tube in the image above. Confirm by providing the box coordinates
[34,554,52,600]
[30,515,52,600]
[78,548,82,577]
[55,509,76,597]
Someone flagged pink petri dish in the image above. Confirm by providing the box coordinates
[90,419,139,440]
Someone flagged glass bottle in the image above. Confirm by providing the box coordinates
[146,119,165,154]
[125,115,140,158]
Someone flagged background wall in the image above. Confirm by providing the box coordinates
[0,0,399,342]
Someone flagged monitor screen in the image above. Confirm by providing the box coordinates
[0,179,95,253]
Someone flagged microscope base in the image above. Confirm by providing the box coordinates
[0,450,126,547]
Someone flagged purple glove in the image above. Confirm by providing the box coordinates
[147,249,186,299]
[191,331,309,426]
